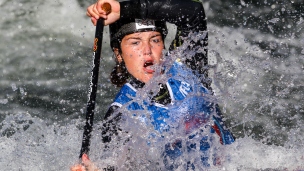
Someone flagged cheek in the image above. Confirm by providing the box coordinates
[123,46,141,58]
[122,52,143,70]
[153,42,164,51]
[153,46,164,59]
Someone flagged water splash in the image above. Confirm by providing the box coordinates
[0,0,304,170]
[0,112,84,170]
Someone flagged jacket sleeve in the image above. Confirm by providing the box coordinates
[119,0,208,82]
[102,105,121,143]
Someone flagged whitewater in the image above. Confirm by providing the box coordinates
[0,0,303,170]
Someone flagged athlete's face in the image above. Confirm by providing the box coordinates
[114,31,164,83]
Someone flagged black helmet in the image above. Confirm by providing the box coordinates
[109,18,168,49]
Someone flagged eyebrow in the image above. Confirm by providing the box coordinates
[125,37,141,41]
[125,33,162,41]
[151,33,162,38]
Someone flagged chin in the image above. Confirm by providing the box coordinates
[138,77,149,84]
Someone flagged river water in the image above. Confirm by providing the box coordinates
[0,0,303,170]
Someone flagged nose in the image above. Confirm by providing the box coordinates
[142,40,152,56]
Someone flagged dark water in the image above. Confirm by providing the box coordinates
[0,0,303,170]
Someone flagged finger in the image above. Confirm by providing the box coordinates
[95,1,105,14]
[92,2,111,19]
[70,164,85,171]
[81,154,99,171]
[92,4,99,14]
[82,153,89,160]
[82,153,91,166]
[91,17,97,26]
[87,5,99,20]
[92,4,101,19]
[86,11,91,17]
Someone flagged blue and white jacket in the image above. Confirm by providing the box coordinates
[102,60,235,168]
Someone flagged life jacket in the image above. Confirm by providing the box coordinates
[109,61,234,168]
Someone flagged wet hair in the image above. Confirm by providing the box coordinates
[110,59,129,87]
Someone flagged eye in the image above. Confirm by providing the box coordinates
[131,41,140,45]
[151,38,161,43]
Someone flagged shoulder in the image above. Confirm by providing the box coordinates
[112,83,137,107]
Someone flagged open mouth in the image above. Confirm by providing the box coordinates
[144,61,153,67]
[143,60,155,73]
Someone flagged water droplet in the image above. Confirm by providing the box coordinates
[0,99,8,104]
[11,83,18,91]
[268,18,280,24]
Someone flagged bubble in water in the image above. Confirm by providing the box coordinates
[0,99,8,104]
[268,18,280,24]
[11,83,18,91]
